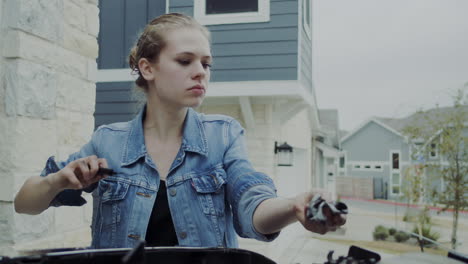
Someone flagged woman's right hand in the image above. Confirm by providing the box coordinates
[48,155,110,190]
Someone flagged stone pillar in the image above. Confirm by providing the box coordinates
[0,0,99,255]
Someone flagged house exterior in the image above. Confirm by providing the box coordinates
[339,118,411,200]
[0,0,321,261]
[313,109,342,199]
[339,106,467,201]
[96,1,319,199]
[96,1,319,260]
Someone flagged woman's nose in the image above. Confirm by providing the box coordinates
[191,62,206,79]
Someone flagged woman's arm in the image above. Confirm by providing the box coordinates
[253,192,346,235]
[14,156,108,215]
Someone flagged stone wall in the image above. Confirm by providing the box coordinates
[0,0,99,255]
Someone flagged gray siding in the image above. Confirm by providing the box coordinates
[96,0,166,128]
[342,120,411,199]
[98,0,166,69]
[96,0,303,127]
[342,121,409,162]
[95,82,141,127]
[171,0,299,82]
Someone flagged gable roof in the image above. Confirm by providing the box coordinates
[341,105,468,144]
[341,117,405,144]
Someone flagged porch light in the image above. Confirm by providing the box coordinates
[274,141,293,166]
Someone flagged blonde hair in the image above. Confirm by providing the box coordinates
[128,13,211,92]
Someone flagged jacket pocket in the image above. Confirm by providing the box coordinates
[191,168,227,216]
[98,179,130,227]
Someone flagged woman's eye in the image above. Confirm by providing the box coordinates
[202,63,212,69]
[178,60,191,66]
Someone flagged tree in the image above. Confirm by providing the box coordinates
[402,86,468,250]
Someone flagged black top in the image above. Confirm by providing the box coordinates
[145,180,179,246]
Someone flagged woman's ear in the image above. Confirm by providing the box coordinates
[138,58,155,81]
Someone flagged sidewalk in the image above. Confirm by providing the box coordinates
[341,196,468,215]
[240,196,468,263]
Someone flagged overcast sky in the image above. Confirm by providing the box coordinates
[312,0,468,131]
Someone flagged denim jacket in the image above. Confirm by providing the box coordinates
[40,107,278,249]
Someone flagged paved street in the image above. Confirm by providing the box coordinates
[240,197,468,263]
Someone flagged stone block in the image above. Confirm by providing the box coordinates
[0,202,14,245]
[87,59,98,82]
[64,1,86,31]
[86,4,100,37]
[3,30,88,79]
[10,118,57,173]
[56,74,95,113]
[63,24,98,59]
[83,193,93,225]
[88,0,98,5]
[5,0,64,43]
[0,172,14,202]
[5,59,57,119]
[54,205,86,233]
[56,110,94,150]
[61,228,91,248]
[13,206,54,242]
[0,117,57,176]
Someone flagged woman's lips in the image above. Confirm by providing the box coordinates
[189,85,205,95]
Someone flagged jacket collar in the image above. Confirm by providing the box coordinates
[121,106,207,166]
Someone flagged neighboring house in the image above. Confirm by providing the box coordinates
[313,109,342,199]
[339,106,467,201]
[96,0,319,261]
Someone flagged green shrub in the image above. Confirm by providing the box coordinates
[373,225,389,241]
[389,228,396,236]
[394,231,410,242]
[411,225,440,246]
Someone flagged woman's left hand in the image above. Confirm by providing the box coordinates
[292,192,346,235]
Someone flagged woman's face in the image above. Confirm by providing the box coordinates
[147,27,212,109]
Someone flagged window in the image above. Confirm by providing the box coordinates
[194,0,270,25]
[430,143,438,158]
[390,151,401,196]
[351,162,384,171]
[391,172,400,194]
[392,153,399,169]
[206,0,258,14]
[339,156,345,168]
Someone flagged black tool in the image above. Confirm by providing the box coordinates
[306,194,348,224]
[97,167,116,175]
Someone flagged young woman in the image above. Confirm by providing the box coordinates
[14,13,345,249]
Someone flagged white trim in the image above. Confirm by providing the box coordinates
[302,0,312,40]
[315,141,341,158]
[239,96,255,130]
[95,72,317,109]
[97,69,136,83]
[207,80,303,97]
[166,0,169,13]
[276,101,307,124]
[297,0,302,87]
[341,118,405,144]
[194,0,270,25]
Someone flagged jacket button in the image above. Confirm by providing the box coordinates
[180,232,187,239]
[170,188,177,196]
